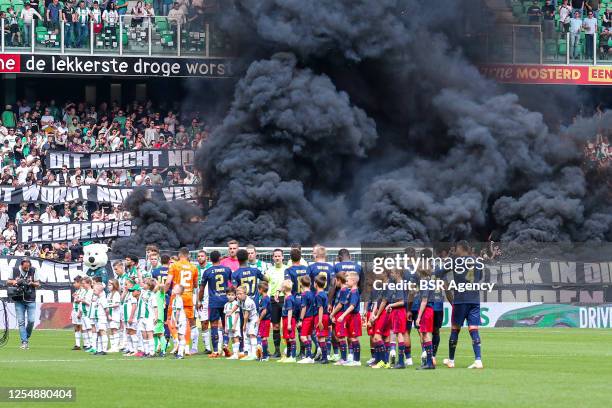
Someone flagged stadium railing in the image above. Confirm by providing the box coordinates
[465,24,605,66]
[0,15,230,58]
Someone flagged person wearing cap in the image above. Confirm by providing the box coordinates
[7,258,41,349]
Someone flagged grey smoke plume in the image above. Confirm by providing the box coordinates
[196,53,377,245]
[112,188,202,257]
[116,0,611,251]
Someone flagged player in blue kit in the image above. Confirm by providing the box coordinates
[284,248,310,358]
[415,262,436,370]
[336,272,362,367]
[232,249,267,300]
[313,275,330,364]
[256,281,272,361]
[305,245,333,359]
[333,249,364,292]
[330,271,349,365]
[297,275,317,364]
[278,280,297,363]
[441,241,484,369]
[198,250,232,358]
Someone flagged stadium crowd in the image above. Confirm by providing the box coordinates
[0,0,219,48]
[584,132,611,169]
[0,98,205,257]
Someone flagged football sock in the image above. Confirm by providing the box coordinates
[92,332,98,350]
[384,342,391,363]
[101,335,108,352]
[154,336,159,353]
[131,334,139,352]
[405,343,411,359]
[232,342,240,356]
[250,337,258,356]
[304,341,312,358]
[290,340,297,358]
[340,341,347,361]
[398,344,405,365]
[203,328,211,351]
[273,329,281,352]
[191,327,199,351]
[326,334,332,355]
[74,331,81,347]
[469,329,482,360]
[449,329,459,360]
[178,339,185,357]
[424,341,433,366]
[262,339,269,357]
[432,333,440,356]
[319,341,327,361]
[332,337,339,355]
[126,334,133,352]
[211,328,219,352]
[352,341,360,362]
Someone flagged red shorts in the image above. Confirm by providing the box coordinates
[258,319,271,338]
[333,313,347,338]
[391,308,407,334]
[300,316,315,337]
[374,309,391,337]
[366,311,375,336]
[282,316,296,339]
[345,313,362,339]
[419,307,434,333]
[315,314,330,338]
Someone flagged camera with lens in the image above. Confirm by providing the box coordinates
[7,279,29,301]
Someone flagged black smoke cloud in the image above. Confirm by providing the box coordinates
[111,188,202,257]
[196,53,377,245]
[118,0,611,251]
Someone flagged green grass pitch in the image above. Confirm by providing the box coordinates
[1,328,610,408]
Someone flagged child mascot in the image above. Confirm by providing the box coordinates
[83,242,110,287]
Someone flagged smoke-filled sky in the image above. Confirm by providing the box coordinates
[113,0,612,256]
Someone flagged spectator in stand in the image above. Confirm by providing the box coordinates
[600,26,612,59]
[527,0,542,24]
[20,3,43,47]
[583,10,598,59]
[103,3,120,44]
[543,0,556,39]
[569,11,583,59]
[168,2,186,25]
[75,1,90,49]
[47,0,63,36]
[130,1,145,27]
[603,7,612,29]
[572,0,585,16]
[2,106,16,129]
[586,0,601,19]
[7,7,21,47]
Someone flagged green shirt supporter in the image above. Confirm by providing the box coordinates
[116,0,128,14]
[1,108,16,128]
[113,115,127,130]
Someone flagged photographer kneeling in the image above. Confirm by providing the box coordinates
[7,258,40,349]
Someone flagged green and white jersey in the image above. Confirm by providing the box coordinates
[73,288,85,312]
[117,274,129,292]
[172,295,186,325]
[248,259,270,275]
[107,291,121,320]
[148,291,159,321]
[123,295,137,322]
[81,289,94,316]
[137,290,151,320]
[155,291,165,321]
[95,295,109,322]
[125,266,138,281]
[87,292,98,319]
[223,300,239,331]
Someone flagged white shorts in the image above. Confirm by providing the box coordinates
[177,321,187,335]
[138,318,155,332]
[71,309,82,325]
[125,321,138,331]
[82,317,93,330]
[109,320,120,330]
[225,327,240,339]
[197,305,209,322]
[95,320,108,332]
[245,319,258,337]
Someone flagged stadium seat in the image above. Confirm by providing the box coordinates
[558,39,567,56]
